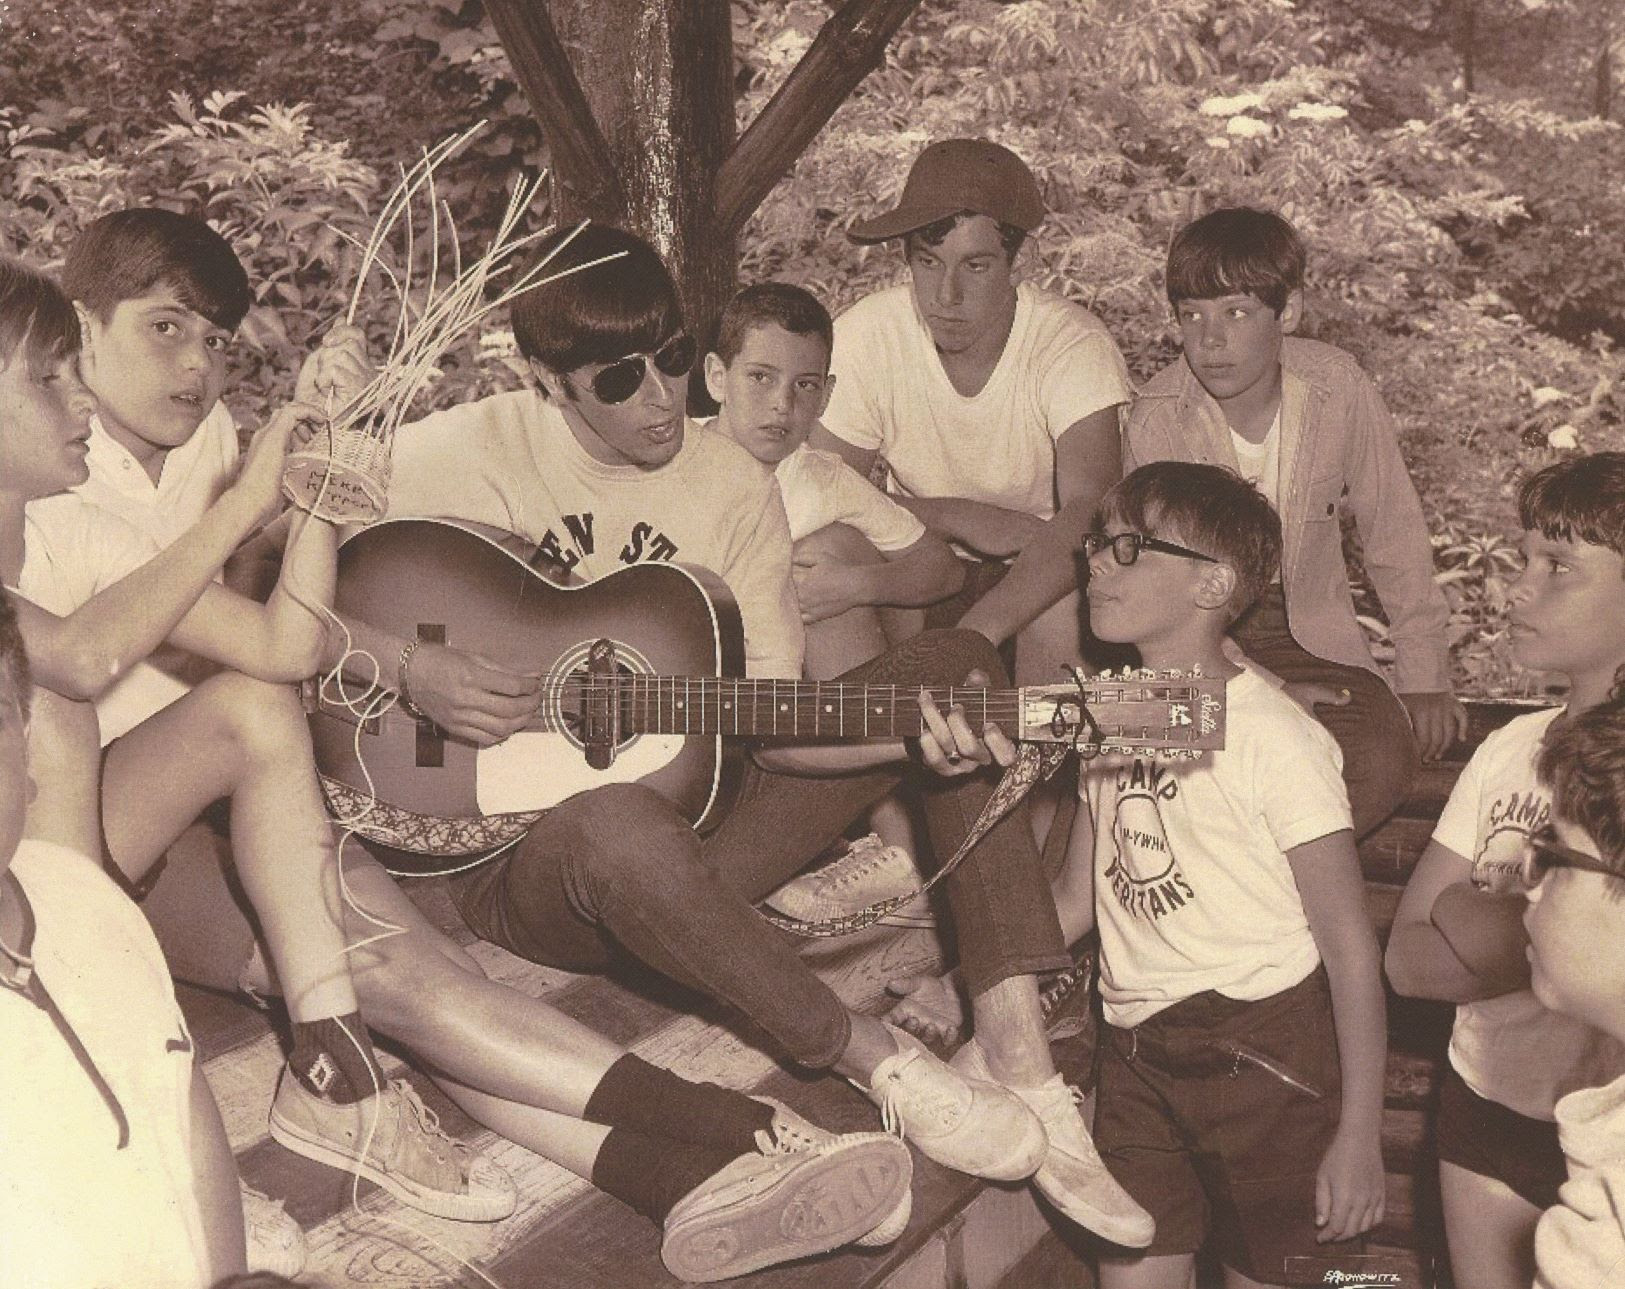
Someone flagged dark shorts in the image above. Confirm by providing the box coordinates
[1435,1062,1566,1211]
[1094,968,1360,1283]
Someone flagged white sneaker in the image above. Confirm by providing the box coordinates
[241,1182,306,1277]
[661,1126,913,1282]
[268,1069,517,1222]
[764,835,935,928]
[753,1098,911,1246]
[857,1024,1045,1182]
[952,1039,1154,1247]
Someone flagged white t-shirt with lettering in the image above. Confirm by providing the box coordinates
[386,392,805,679]
[1085,672,1352,1027]
[822,282,1132,520]
[1082,668,1352,1026]
[1435,707,1625,1119]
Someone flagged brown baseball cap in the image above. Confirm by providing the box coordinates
[847,139,1046,244]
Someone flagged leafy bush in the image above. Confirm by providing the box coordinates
[6,0,1625,698]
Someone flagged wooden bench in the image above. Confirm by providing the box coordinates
[180,699,1546,1289]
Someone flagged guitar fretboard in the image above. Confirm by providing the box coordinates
[581,678,1009,740]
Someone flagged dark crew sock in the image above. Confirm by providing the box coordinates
[583,1053,774,1155]
[288,1012,386,1106]
[591,1126,741,1225]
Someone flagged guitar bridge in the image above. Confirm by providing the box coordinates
[582,638,620,770]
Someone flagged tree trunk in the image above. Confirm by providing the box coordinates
[1596,38,1614,120]
[542,0,737,350]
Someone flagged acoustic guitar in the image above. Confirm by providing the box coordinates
[309,520,1225,874]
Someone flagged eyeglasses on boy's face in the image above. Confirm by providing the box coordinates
[583,333,697,405]
[1081,531,1219,567]
[1521,823,1622,887]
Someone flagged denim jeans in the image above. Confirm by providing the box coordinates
[1232,584,1419,839]
[449,629,1069,1070]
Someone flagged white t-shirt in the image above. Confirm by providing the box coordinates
[822,283,1132,520]
[30,403,242,742]
[1229,408,1282,510]
[385,391,805,679]
[0,840,209,1289]
[1434,708,1625,1118]
[77,404,239,546]
[1082,668,1352,1027]
[775,444,926,549]
[15,498,182,745]
[1536,1072,1625,1289]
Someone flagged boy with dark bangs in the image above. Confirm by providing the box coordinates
[331,221,1156,1254]
[1388,453,1625,1289]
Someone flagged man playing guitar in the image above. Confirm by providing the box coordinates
[324,223,1156,1245]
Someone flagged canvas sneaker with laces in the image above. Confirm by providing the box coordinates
[856,1023,1045,1182]
[268,1069,517,1222]
[241,1182,306,1278]
[764,835,936,928]
[753,1097,911,1246]
[951,1038,1154,1247]
[660,1122,913,1283]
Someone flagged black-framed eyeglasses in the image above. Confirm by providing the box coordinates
[1081,531,1219,567]
[1521,824,1622,887]
[582,333,697,405]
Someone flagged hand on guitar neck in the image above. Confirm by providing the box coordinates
[914,669,1018,777]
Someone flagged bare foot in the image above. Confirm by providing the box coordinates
[884,970,969,1046]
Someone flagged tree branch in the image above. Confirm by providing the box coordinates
[714,0,924,236]
[482,0,626,219]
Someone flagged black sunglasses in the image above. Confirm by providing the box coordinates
[1521,824,1622,887]
[582,333,697,405]
[1082,531,1219,567]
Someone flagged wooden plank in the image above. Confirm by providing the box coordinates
[1360,816,1438,885]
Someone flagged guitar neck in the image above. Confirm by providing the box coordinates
[605,678,1011,740]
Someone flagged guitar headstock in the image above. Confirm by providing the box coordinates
[1016,667,1225,760]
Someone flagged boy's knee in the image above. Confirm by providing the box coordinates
[795,523,883,567]
[200,672,308,758]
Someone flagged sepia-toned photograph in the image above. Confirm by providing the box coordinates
[3,2,1624,1286]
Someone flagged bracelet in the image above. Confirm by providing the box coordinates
[397,639,426,719]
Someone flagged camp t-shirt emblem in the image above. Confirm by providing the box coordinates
[529,512,680,578]
[1472,789,1549,894]
[1106,759,1196,920]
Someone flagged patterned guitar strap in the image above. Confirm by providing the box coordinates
[762,741,1072,938]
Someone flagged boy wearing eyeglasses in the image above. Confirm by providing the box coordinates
[1387,453,1625,1289]
[1022,460,1387,1288]
[1524,697,1625,1289]
[967,207,1461,840]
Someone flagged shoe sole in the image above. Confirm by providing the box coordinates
[662,1139,912,1283]
[268,1109,514,1222]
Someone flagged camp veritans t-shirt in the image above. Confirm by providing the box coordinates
[1435,708,1625,1119]
[1082,668,1351,1027]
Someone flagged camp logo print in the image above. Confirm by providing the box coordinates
[1105,759,1195,920]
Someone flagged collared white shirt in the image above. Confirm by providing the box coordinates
[77,403,238,545]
